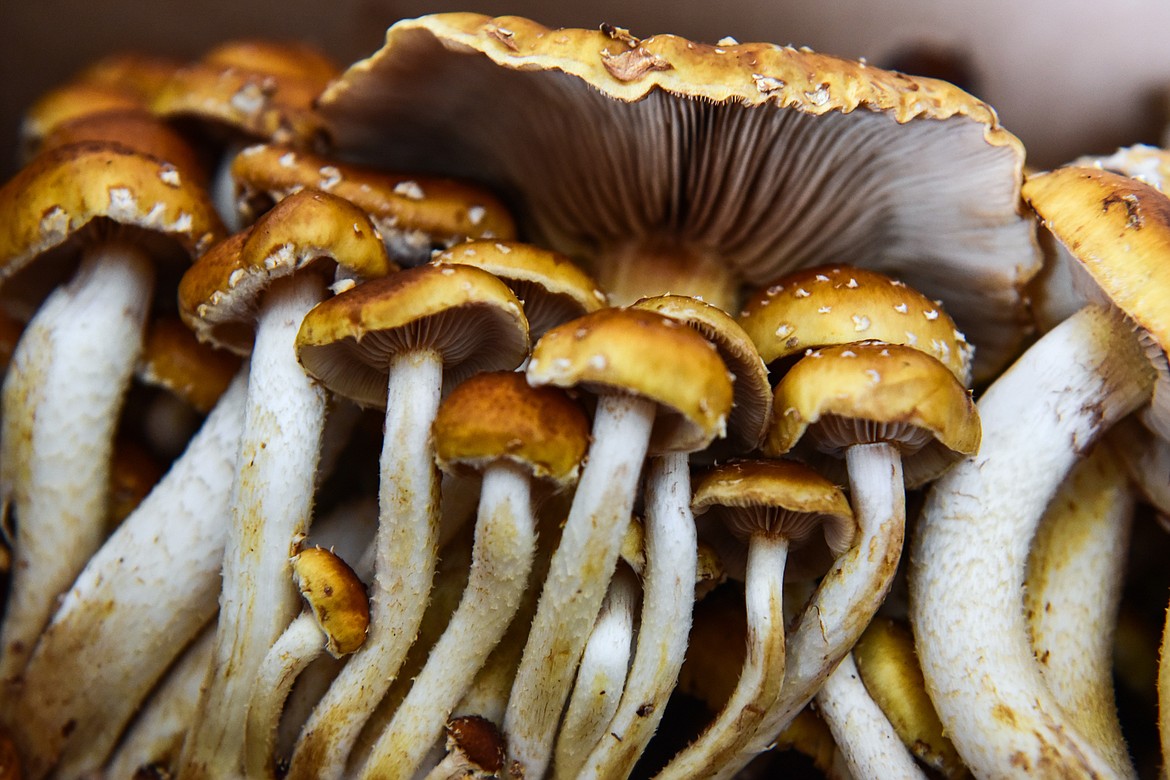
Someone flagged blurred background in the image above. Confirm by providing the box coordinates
[3,0,1170,178]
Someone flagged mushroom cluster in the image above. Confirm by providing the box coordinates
[0,11,1168,780]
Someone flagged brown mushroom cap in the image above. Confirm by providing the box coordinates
[692,459,856,581]
[0,142,225,315]
[527,306,734,454]
[21,82,144,152]
[231,144,516,261]
[295,262,530,407]
[435,239,606,337]
[74,52,184,101]
[765,341,980,488]
[136,316,241,412]
[633,294,772,454]
[739,265,973,385]
[433,370,589,488]
[292,546,370,658]
[178,188,395,354]
[1023,167,1170,437]
[318,12,1039,382]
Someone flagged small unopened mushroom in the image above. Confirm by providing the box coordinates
[424,716,506,780]
[245,547,370,779]
[356,371,588,779]
[288,263,529,780]
[504,306,732,780]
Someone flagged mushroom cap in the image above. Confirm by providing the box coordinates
[291,546,370,658]
[633,294,772,454]
[443,715,506,777]
[178,188,395,354]
[295,262,530,407]
[1023,166,1170,438]
[74,51,184,101]
[765,341,980,488]
[136,316,241,412]
[435,239,606,338]
[1072,144,1170,191]
[231,143,516,262]
[527,306,733,454]
[739,265,973,385]
[21,82,144,152]
[692,459,856,581]
[317,12,1039,382]
[152,40,339,144]
[0,142,224,309]
[432,370,590,488]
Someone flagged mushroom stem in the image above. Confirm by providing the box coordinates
[0,240,153,690]
[103,624,216,780]
[654,532,788,779]
[553,566,638,779]
[357,459,536,779]
[503,393,655,780]
[579,451,697,778]
[10,369,246,778]
[598,243,738,314]
[287,349,443,780]
[729,440,905,778]
[816,652,928,779]
[180,273,328,777]
[1024,440,1134,772]
[910,304,1150,779]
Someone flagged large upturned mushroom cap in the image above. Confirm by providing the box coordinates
[318,12,1040,381]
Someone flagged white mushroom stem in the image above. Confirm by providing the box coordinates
[503,393,655,780]
[910,305,1151,779]
[1024,440,1134,773]
[181,273,328,777]
[104,625,216,780]
[816,652,928,780]
[579,451,697,779]
[357,459,537,780]
[725,441,905,779]
[9,369,246,778]
[0,241,153,691]
[287,349,443,780]
[553,566,638,779]
[654,532,788,780]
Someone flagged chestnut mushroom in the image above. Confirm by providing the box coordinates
[317,12,1040,383]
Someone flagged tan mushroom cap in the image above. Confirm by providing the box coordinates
[21,82,144,150]
[435,240,606,337]
[37,111,208,185]
[136,317,241,412]
[739,265,973,385]
[528,307,733,454]
[765,342,980,488]
[692,459,856,581]
[74,52,184,101]
[633,294,772,454]
[1072,144,1170,192]
[178,188,395,354]
[232,144,516,260]
[153,41,339,144]
[295,263,530,408]
[292,546,370,658]
[1023,167,1170,437]
[318,12,1039,382]
[433,370,589,488]
[0,142,224,307]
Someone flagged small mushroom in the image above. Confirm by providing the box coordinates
[424,716,506,780]
[245,547,370,779]
[287,263,529,780]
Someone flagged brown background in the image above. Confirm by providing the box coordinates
[2,0,1170,178]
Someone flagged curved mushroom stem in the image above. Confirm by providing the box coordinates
[104,625,216,780]
[0,241,153,691]
[553,566,638,779]
[724,440,905,779]
[287,349,443,780]
[910,305,1150,779]
[357,459,536,779]
[654,532,788,779]
[816,652,927,779]
[578,451,697,778]
[503,393,655,780]
[180,273,329,777]
[1024,440,1134,772]
[10,370,246,778]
